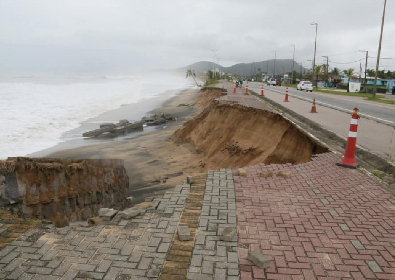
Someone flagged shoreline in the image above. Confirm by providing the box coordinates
[46,86,204,205]
[29,85,195,158]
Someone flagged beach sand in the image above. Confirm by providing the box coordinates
[48,87,210,205]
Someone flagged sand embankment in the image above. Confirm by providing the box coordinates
[173,101,328,168]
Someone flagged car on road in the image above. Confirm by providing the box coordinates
[297,81,313,92]
[268,78,281,86]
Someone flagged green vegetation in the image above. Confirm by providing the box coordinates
[204,79,219,87]
[370,170,393,179]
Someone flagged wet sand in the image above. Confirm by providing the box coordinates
[48,87,207,205]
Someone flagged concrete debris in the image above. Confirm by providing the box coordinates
[120,208,143,219]
[99,208,118,221]
[248,251,272,269]
[220,227,237,241]
[178,225,191,241]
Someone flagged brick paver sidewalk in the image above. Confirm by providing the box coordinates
[224,82,395,279]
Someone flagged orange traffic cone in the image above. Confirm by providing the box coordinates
[311,98,317,113]
[234,82,236,93]
[245,82,249,95]
[284,93,289,102]
[336,108,360,169]
[261,84,264,96]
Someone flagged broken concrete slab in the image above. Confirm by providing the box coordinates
[248,251,272,269]
[277,171,292,179]
[98,208,110,216]
[120,208,143,219]
[178,226,191,241]
[100,209,118,221]
[220,227,236,241]
[238,168,247,177]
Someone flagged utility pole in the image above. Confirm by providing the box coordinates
[311,22,318,86]
[322,56,329,87]
[266,59,269,75]
[359,50,369,91]
[373,0,387,98]
[211,49,217,76]
[291,45,295,84]
[273,51,277,78]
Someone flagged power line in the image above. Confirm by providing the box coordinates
[329,58,364,64]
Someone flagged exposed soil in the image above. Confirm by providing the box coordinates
[172,101,328,167]
[193,87,227,108]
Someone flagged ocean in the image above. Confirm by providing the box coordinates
[0,74,194,159]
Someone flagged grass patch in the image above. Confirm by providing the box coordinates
[370,170,393,180]
[366,96,395,105]
[204,79,219,88]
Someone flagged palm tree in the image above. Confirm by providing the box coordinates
[186,69,200,87]
[343,68,354,92]
[331,67,340,76]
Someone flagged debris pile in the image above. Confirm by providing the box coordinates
[83,113,175,138]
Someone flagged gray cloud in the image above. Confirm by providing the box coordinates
[0,0,394,74]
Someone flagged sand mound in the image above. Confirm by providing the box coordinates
[172,102,328,168]
[194,88,227,108]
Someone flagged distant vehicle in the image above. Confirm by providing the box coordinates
[267,78,281,86]
[247,78,252,82]
[297,81,313,92]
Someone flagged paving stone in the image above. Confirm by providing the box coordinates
[219,227,236,241]
[313,189,321,194]
[320,198,329,205]
[351,240,365,250]
[339,223,350,231]
[329,209,339,217]
[101,209,119,221]
[247,251,272,269]
[120,209,143,219]
[366,260,383,273]
[177,226,191,241]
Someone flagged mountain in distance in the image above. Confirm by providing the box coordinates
[180,60,309,76]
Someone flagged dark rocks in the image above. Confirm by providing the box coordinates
[83,113,175,138]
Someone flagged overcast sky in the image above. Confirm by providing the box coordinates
[0,0,394,74]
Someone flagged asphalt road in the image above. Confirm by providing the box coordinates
[248,82,395,124]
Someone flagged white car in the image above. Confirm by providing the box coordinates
[297,81,313,92]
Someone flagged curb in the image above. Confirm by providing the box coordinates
[266,86,395,127]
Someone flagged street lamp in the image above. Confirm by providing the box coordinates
[211,49,217,74]
[359,50,369,91]
[311,22,318,86]
[291,45,295,84]
[273,51,277,77]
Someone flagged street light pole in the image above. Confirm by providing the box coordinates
[211,49,217,76]
[359,50,369,91]
[311,22,318,86]
[322,56,329,87]
[273,51,277,78]
[291,45,295,84]
[373,0,387,97]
